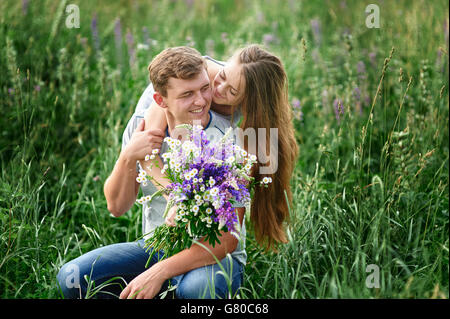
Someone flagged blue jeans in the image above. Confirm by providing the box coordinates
[56,239,244,299]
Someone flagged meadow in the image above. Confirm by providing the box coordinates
[0,0,448,298]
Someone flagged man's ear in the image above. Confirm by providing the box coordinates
[153,92,167,108]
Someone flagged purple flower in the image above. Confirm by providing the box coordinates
[364,95,371,107]
[310,19,322,46]
[126,29,136,67]
[80,37,88,49]
[257,11,265,24]
[34,85,41,92]
[353,87,361,101]
[262,33,278,46]
[292,98,303,121]
[91,14,100,54]
[322,89,329,108]
[334,98,344,123]
[444,19,449,48]
[369,52,377,68]
[142,27,150,46]
[185,36,196,47]
[22,0,29,15]
[292,98,301,108]
[213,201,238,233]
[114,18,123,65]
[206,39,215,55]
[354,87,363,115]
[357,61,367,80]
[221,32,228,43]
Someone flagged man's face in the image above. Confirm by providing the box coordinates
[162,68,212,129]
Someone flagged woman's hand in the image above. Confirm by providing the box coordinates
[165,206,177,227]
[123,119,165,163]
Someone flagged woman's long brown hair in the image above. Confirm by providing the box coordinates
[234,45,299,251]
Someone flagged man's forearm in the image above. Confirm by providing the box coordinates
[104,153,139,217]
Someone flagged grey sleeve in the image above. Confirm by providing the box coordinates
[122,83,156,151]
[120,114,144,174]
[121,83,157,172]
[121,114,141,151]
[134,83,156,118]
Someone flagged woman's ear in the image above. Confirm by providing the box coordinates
[153,92,167,108]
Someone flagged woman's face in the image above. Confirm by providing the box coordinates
[212,57,245,106]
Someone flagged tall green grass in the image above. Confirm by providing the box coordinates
[0,0,448,298]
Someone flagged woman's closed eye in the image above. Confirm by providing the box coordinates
[220,70,238,96]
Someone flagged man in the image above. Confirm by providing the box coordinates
[57,47,245,299]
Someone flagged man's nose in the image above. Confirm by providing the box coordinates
[193,91,207,106]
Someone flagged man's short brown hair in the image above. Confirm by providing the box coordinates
[148,46,206,97]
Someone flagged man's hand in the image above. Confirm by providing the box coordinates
[123,119,165,163]
[119,263,168,299]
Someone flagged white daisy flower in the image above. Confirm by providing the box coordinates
[226,156,235,164]
[210,187,219,196]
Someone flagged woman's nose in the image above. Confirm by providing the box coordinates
[216,82,225,95]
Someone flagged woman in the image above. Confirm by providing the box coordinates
[145,44,298,251]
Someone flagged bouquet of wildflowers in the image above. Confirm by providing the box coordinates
[135,124,271,260]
